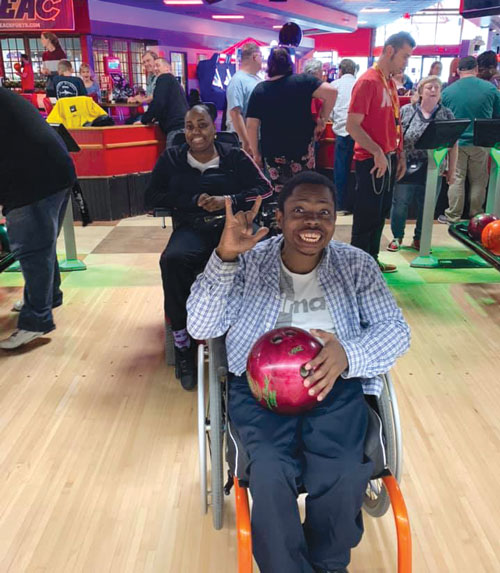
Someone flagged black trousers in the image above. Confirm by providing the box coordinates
[351,154,397,260]
[229,374,374,573]
[160,224,222,331]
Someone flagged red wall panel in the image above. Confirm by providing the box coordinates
[312,28,374,57]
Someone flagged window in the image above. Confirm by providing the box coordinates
[59,37,83,73]
[92,37,148,90]
[170,51,187,93]
[130,41,146,89]
[1,37,25,81]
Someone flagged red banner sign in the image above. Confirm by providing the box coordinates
[0,0,75,31]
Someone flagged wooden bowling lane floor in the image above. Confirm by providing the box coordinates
[0,218,499,572]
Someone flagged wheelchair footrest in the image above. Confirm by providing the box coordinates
[224,471,234,496]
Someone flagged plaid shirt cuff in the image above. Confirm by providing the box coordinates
[204,249,240,285]
[339,339,367,379]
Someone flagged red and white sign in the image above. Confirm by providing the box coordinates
[0,0,75,31]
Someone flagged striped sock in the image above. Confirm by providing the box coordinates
[173,328,191,349]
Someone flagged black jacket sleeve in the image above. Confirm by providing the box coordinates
[229,148,272,210]
[141,75,169,125]
[144,150,176,210]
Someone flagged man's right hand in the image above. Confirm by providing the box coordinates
[216,196,269,262]
[370,148,389,178]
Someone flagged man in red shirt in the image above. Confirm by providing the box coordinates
[347,32,416,273]
[14,54,35,93]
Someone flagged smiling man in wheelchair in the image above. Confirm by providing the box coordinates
[187,171,410,573]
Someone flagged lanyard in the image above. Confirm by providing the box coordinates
[373,63,401,148]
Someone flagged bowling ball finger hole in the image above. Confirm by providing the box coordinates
[271,335,283,344]
[300,365,309,378]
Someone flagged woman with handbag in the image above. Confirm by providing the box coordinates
[387,76,457,251]
[145,104,272,390]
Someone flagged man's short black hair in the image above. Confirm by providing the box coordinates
[458,55,477,71]
[384,31,416,52]
[277,171,336,212]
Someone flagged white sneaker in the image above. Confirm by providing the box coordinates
[0,329,45,350]
[12,300,23,312]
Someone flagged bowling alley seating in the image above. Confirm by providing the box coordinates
[197,337,412,573]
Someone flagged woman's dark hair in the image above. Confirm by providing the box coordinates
[277,171,336,212]
[188,88,201,106]
[42,32,62,51]
[187,103,217,122]
[267,47,293,78]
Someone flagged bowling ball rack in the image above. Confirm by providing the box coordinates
[448,222,500,272]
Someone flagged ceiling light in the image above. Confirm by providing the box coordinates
[163,0,203,4]
[211,14,245,19]
[358,20,368,24]
[360,8,390,13]
[272,25,283,29]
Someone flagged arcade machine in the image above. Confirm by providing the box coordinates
[102,56,134,103]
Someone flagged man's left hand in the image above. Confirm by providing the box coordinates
[302,330,348,401]
[198,193,226,212]
[396,154,406,181]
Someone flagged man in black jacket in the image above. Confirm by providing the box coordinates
[145,104,272,389]
[140,58,188,146]
[0,88,76,350]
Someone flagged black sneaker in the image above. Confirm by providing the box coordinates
[174,345,197,391]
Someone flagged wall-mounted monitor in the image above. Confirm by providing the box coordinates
[460,0,500,18]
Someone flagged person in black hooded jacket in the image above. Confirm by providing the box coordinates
[145,104,272,390]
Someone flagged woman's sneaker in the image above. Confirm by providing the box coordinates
[410,239,420,251]
[387,238,402,252]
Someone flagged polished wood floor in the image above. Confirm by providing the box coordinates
[0,215,499,572]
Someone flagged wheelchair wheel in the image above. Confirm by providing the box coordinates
[207,338,227,530]
[164,320,175,367]
[197,344,208,515]
[363,372,403,518]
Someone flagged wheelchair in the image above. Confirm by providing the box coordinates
[197,337,412,573]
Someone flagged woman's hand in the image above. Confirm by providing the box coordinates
[302,329,348,401]
[197,194,226,212]
[446,170,456,186]
[216,196,269,261]
[314,117,327,141]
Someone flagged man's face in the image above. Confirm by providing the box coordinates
[388,43,413,75]
[276,184,336,259]
[154,60,170,76]
[142,54,155,73]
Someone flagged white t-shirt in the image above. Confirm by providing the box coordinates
[330,73,356,138]
[187,152,220,173]
[275,258,335,336]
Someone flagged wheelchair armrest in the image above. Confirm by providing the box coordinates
[153,208,172,218]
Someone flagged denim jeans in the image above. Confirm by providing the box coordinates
[334,134,354,211]
[390,182,425,241]
[6,188,70,333]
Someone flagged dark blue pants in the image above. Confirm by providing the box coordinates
[229,374,374,573]
[6,188,70,333]
[334,135,355,212]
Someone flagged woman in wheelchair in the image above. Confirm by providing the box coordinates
[186,172,410,573]
[145,104,272,390]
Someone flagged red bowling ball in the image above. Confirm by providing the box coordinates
[467,213,498,241]
[481,219,500,256]
[246,327,323,415]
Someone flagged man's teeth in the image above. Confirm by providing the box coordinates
[299,232,321,243]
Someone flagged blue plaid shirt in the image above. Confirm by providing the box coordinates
[187,236,410,396]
